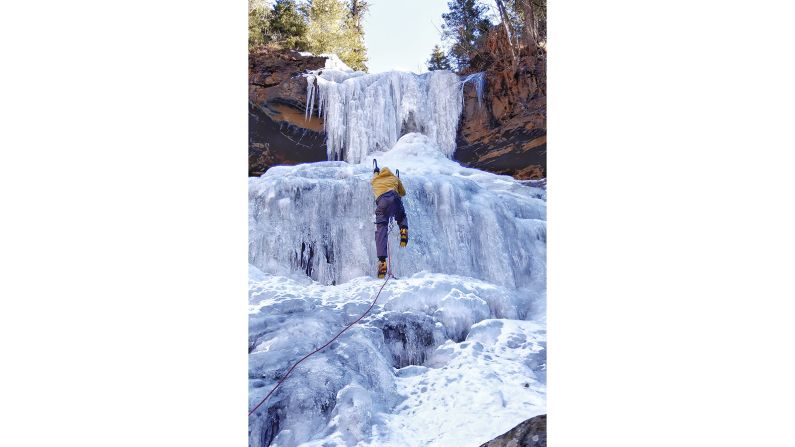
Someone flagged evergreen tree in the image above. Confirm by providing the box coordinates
[441,0,491,71]
[268,0,309,51]
[505,0,546,46]
[341,0,369,71]
[427,45,452,71]
[248,0,272,49]
[306,0,348,55]
[307,0,369,72]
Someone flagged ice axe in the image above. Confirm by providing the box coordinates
[373,159,380,174]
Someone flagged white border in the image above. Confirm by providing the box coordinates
[1,0,794,445]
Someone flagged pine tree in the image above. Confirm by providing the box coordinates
[441,0,491,71]
[306,0,347,55]
[269,0,310,51]
[427,45,452,71]
[341,0,369,71]
[248,0,272,49]
[307,0,369,72]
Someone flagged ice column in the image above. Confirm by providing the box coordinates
[305,68,483,163]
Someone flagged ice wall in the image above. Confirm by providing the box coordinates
[250,60,545,446]
[249,133,546,290]
[305,68,480,163]
[248,267,546,447]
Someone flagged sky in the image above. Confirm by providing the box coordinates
[362,0,451,73]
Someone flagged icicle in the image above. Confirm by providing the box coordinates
[462,72,485,107]
[303,68,467,163]
[304,74,315,121]
[248,133,547,289]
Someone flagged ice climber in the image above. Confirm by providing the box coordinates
[371,162,409,278]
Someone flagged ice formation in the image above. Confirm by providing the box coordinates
[304,67,481,163]
[249,134,546,290]
[298,52,356,72]
[249,268,546,447]
[250,62,545,446]
[249,136,546,446]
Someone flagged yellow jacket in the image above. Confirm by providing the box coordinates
[371,167,406,199]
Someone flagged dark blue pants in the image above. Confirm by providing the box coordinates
[375,190,408,258]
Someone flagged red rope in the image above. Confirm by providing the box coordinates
[248,272,392,417]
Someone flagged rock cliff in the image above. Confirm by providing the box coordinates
[248,48,327,176]
[479,415,547,447]
[249,47,546,179]
[457,32,547,179]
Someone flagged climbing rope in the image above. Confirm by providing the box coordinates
[248,230,395,417]
[387,220,395,277]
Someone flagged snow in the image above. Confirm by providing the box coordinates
[249,269,545,447]
[321,53,355,72]
[294,52,356,73]
[381,319,546,447]
[250,67,545,446]
[304,67,483,163]
[249,133,546,290]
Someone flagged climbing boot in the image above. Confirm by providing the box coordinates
[400,227,408,247]
[377,260,388,279]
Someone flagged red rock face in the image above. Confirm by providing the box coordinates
[456,38,547,180]
[249,47,546,180]
[249,48,328,176]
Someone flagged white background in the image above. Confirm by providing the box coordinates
[1,0,794,445]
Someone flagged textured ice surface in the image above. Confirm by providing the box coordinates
[250,69,545,446]
[305,67,481,163]
[381,319,546,447]
[248,268,545,447]
[249,133,546,290]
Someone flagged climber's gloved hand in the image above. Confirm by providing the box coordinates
[373,166,380,174]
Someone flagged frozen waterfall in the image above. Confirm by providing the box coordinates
[251,62,545,447]
[248,134,547,446]
[305,67,483,163]
[249,133,546,290]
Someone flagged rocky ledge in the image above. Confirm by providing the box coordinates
[249,47,546,179]
[479,414,547,447]
[457,31,547,180]
[249,48,328,176]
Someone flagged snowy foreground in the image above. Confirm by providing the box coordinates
[249,134,546,446]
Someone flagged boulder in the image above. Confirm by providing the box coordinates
[479,414,547,447]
